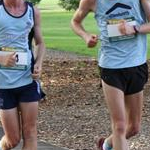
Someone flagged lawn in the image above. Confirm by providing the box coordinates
[41,11,99,56]
[38,0,150,58]
[38,0,99,57]
[38,0,63,11]
[147,36,150,58]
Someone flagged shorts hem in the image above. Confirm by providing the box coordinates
[101,79,124,93]
[0,105,17,110]
[20,97,41,103]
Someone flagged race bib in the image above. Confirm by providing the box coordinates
[0,47,28,70]
[107,17,137,42]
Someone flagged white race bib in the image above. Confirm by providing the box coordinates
[107,17,137,42]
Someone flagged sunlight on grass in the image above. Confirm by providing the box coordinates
[40,9,99,57]
[37,0,63,11]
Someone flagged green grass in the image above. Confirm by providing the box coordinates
[41,10,99,57]
[37,0,63,11]
[147,36,150,58]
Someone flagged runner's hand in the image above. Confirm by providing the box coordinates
[0,52,16,67]
[84,33,98,48]
[32,64,42,80]
[119,20,135,35]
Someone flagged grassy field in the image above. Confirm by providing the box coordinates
[38,0,63,11]
[38,0,99,57]
[38,0,150,58]
[147,37,150,58]
[41,11,98,56]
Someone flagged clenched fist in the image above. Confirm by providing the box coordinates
[0,52,16,67]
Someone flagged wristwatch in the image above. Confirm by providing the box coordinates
[133,25,140,34]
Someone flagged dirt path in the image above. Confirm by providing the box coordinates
[45,49,96,61]
[38,49,150,150]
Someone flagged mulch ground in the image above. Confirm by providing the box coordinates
[37,50,150,150]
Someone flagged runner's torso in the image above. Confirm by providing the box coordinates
[95,0,147,68]
[0,1,34,89]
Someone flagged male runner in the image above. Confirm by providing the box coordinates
[0,0,45,149]
[71,0,150,150]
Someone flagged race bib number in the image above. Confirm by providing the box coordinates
[0,47,28,70]
[107,17,137,42]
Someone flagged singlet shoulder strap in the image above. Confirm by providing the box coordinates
[26,1,35,73]
[0,0,3,5]
[26,1,35,22]
[26,1,35,51]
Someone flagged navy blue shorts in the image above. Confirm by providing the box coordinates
[100,63,148,95]
[0,80,45,110]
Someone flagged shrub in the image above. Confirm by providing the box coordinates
[58,0,80,11]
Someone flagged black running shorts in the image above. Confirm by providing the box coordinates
[100,63,148,95]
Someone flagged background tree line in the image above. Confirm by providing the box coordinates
[30,0,80,10]
[58,0,80,11]
[29,0,41,5]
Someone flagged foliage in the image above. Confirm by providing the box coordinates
[28,0,41,5]
[58,0,80,11]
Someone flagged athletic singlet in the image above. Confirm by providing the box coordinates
[95,0,147,68]
[0,1,34,89]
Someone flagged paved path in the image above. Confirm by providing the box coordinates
[0,127,69,150]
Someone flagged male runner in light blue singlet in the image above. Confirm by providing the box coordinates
[71,0,150,150]
[0,0,45,149]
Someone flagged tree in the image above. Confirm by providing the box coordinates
[28,0,41,5]
[58,0,80,11]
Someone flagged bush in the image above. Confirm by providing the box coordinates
[58,0,80,11]
[28,0,41,5]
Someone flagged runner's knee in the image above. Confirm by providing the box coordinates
[22,123,37,139]
[113,121,126,135]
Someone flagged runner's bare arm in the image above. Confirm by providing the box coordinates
[33,7,45,66]
[71,0,95,38]
[71,0,98,48]
[32,7,45,79]
[136,0,150,33]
